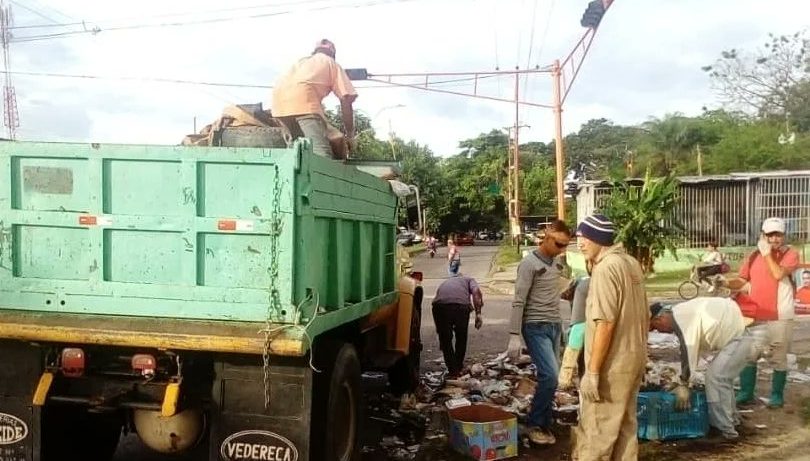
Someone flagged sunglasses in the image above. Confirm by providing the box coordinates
[765,232,784,238]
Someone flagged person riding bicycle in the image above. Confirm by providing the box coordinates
[696,241,725,283]
[427,235,438,258]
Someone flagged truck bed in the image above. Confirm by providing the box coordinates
[0,140,400,347]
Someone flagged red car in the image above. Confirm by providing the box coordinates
[454,234,475,246]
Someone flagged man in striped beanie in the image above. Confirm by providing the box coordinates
[572,214,649,461]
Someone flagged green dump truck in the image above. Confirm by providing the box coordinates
[0,139,423,461]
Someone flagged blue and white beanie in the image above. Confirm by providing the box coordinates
[576,214,615,246]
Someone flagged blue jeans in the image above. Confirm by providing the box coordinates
[522,321,561,429]
[448,259,460,275]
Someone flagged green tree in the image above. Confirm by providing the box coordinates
[602,170,682,273]
[563,118,646,179]
[703,30,810,130]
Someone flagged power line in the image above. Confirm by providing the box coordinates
[9,68,513,92]
[11,0,428,43]
[533,0,555,67]
[10,70,274,89]
[523,0,539,89]
[9,0,58,24]
[9,0,328,30]
[25,0,74,22]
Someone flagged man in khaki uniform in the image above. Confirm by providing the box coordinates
[573,214,649,461]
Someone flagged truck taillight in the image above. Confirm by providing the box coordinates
[61,348,85,377]
[132,354,157,377]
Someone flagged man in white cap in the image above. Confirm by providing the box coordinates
[573,214,648,461]
[723,217,799,408]
[272,39,358,159]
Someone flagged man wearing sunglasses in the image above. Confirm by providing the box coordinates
[507,219,571,445]
[722,217,799,408]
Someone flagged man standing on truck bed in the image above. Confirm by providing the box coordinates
[272,39,358,159]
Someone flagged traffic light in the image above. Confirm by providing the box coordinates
[580,0,606,29]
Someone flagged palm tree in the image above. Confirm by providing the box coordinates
[602,169,682,273]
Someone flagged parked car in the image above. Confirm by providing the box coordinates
[477,231,489,240]
[412,234,423,244]
[455,234,475,246]
[397,228,416,246]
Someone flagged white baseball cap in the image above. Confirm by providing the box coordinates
[762,217,786,234]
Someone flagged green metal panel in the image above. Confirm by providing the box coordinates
[0,140,399,337]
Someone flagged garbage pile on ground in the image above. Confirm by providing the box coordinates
[417,352,579,424]
[360,351,578,459]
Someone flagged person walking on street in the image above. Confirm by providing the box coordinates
[573,214,648,461]
[447,238,461,275]
[272,39,358,159]
[649,299,767,439]
[723,217,799,408]
[507,219,572,445]
[432,262,484,378]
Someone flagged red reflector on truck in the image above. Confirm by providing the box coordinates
[61,348,85,377]
[78,215,97,225]
[217,220,237,231]
[132,354,157,377]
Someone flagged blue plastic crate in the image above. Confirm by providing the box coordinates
[637,391,709,440]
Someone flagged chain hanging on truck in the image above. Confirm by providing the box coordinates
[262,165,285,409]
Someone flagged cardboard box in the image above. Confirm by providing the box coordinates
[448,404,518,460]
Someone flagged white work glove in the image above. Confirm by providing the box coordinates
[579,372,601,402]
[558,347,580,390]
[757,235,771,257]
[507,334,523,360]
[672,383,691,411]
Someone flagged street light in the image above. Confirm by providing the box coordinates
[374,104,406,160]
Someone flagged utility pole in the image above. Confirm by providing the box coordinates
[696,144,703,176]
[513,71,521,250]
[504,123,529,249]
[0,0,19,140]
[551,60,565,220]
[360,0,615,222]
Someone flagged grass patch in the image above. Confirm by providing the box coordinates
[405,243,425,255]
[645,269,692,293]
[495,241,523,268]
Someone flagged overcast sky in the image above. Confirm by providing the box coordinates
[5,0,809,156]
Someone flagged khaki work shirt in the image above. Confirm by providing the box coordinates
[272,53,357,118]
[584,244,649,375]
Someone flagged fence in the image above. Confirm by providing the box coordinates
[575,171,810,248]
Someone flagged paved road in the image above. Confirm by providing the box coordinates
[414,241,513,371]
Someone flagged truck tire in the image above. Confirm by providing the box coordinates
[42,406,123,461]
[323,343,362,461]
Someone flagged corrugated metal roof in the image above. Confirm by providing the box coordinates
[577,169,810,186]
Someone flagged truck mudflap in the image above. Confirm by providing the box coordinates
[211,355,312,461]
[0,341,41,461]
